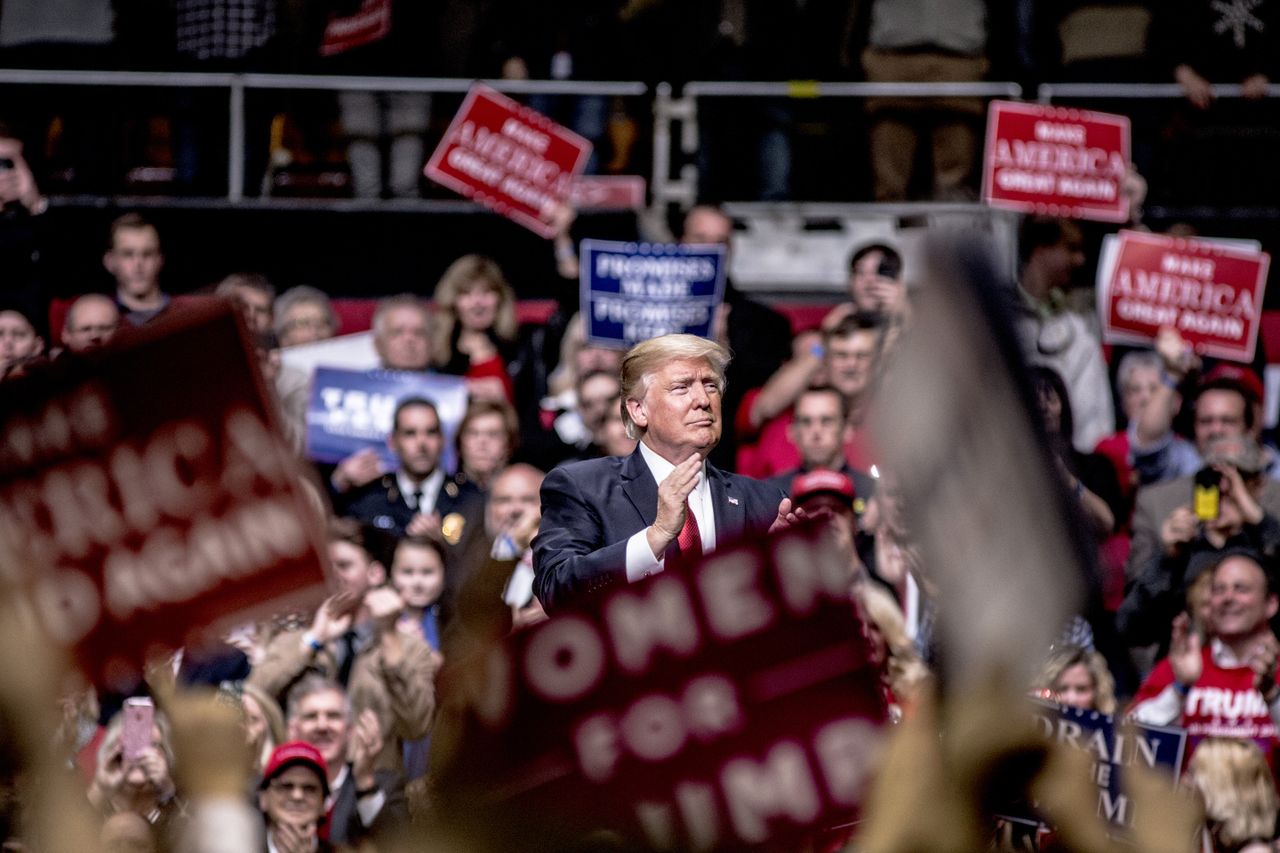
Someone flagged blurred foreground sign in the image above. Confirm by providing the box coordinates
[1098,230,1269,363]
[426,84,592,237]
[0,303,327,689]
[435,524,886,851]
[982,100,1130,223]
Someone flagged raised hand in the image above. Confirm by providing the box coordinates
[350,709,384,791]
[1217,462,1264,526]
[1247,632,1280,701]
[406,510,442,539]
[1168,612,1204,692]
[272,819,317,853]
[768,497,807,534]
[310,591,359,645]
[1159,506,1198,556]
[364,586,405,635]
[332,448,383,493]
[647,454,702,557]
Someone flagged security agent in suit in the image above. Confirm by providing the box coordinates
[336,396,485,583]
[533,334,803,612]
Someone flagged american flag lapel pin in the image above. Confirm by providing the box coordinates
[727,496,739,506]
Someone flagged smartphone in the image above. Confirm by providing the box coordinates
[1194,467,1221,521]
[121,697,154,762]
[876,254,902,280]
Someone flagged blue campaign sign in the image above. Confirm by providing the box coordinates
[1027,700,1186,828]
[305,367,469,472]
[580,240,727,348]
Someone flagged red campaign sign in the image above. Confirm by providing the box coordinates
[1101,231,1270,363]
[982,100,1130,223]
[0,302,328,690]
[434,524,887,851]
[425,84,592,238]
[571,175,646,210]
[319,0,391,57]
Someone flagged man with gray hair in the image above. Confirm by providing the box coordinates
[532,333,800,611]
[283,674,409,847]
[274,285,339,348]
[371,294,431,372]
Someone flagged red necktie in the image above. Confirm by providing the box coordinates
[676,500,702,559]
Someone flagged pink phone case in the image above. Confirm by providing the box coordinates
[121,700,153,761]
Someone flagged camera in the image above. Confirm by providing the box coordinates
[1193,466,1221,521]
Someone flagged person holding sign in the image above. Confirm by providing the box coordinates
[532,334,801,611]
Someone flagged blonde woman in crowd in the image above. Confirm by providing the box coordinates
[857,582,930,723]
[430,254,519,403]
[240,682,285,777]
[1034,644,1117,714]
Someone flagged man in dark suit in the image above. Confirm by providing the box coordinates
[335,396,485,580]
[533,334,799,612]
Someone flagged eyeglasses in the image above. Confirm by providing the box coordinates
[269,780,323,798]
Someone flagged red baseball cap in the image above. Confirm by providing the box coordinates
[1200,363,1264,405]
[260,741,329,796]
[791,469,856,508]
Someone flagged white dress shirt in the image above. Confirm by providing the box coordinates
[396,468,444,514]
[624,442,717,582]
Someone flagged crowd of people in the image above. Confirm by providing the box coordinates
[0,178,1277,850]
[0,2,1278,849]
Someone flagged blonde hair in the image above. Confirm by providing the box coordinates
[98,706,176,778]
[241,682,286,772]
[857,583,929,707]
[619,334,730,440]
[1186,738,1278,848]
[429,254,517,367]
[1034,645,1116,714]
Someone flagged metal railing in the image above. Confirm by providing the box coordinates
[3,67,1276,213]
[0,69,645,204]
[654,80,1022,210]
[1036,82,1280,102]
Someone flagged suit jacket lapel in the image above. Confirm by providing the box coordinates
[708,465,745,540]
[328,773,357,843]
[621,447,659,528]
